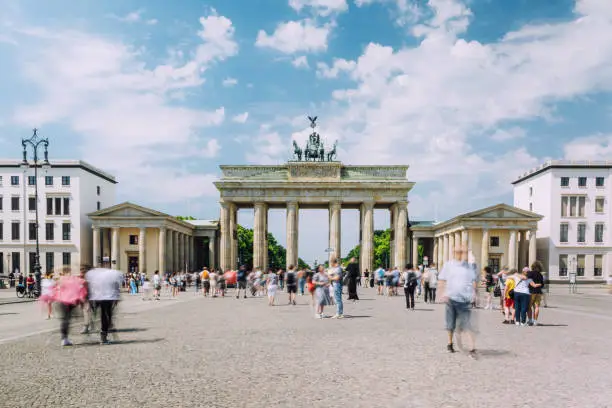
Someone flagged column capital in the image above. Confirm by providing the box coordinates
[254,202,268,209]
[361,201,375,210]
[395,200,408,209]
[287,201,299,209]
[329,201,342,210]
[92,225,100,231]
[159,226,167,232]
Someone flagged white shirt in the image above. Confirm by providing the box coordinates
[428,268,438,288]
[41,278,55,296]
[153,275,161,286]
[438,260,476,302]
[86,268,123,301]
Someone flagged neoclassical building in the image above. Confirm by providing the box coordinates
[88,203,217,273]
[410,204,542,273]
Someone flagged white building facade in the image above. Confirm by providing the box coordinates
[0,160,116,276]
[513,161,611,281]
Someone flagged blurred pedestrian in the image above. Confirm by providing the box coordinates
[55,267,87,347]
[86,260,123,345]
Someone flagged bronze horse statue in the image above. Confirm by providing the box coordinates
[326,140,337,162]
[292,140,302,161]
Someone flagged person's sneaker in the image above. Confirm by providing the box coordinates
[515,321,520,326]
[331,314,339,319]
[80,327,90,335]
[337,314,344,319]
[520,323,526,327]
[315,314,322,319]
[469,350,478,360]
[100,338,111,345]
[236,295,239,299]
[244,296,247,299]
[61,338,73,347]
[528,321,534,326]
[502,320,509,324]
[510,320,515,324]
[447,344,455,353]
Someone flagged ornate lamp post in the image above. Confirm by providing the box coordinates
[20,129,50,291]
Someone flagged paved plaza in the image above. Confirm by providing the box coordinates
[0,286,611,408]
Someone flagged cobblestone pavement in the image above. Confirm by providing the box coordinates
[0,287,611,408]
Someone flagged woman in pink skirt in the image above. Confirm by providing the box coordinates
[39,273,56,319]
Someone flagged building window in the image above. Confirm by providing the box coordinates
[577,223,586,243]
[594,255,603,277]
[46,197,53,215]
[578,196,585,217]
[62,223,71,241]
[560,224,569,243]
[561,196,568,217]
[0,253,3,274]
[578,177,587,187]
[529,203,533,212]
[595,197,604,213]
[11,222,19,240]
[559,254,568,276]
[596,177,605,187]
[45,176,53,186]
[569,196,577,217]
[564,196,586,217]
[560,177,569,187]
[28,222,36,241]
[97,201,101,210]
[62,252,71,266]
[28,252,36,274]
[10,176,19,186]
[577,254,585,276]
[45,252,54,274]
[63,198,70,215]
[45,223,54,241]
[28,197,35,212]
[11,197,19,211]
[0,196,2,211]
[529,187,533,197]
[28,176,36,186]
[595,224,604,243]
[0,222,3,240]
[490,236,500,247]
[97,186,101,196]
[61,176,70,186]
[54,197,61,215]
[0,176,2,186]
[129,235,139,245]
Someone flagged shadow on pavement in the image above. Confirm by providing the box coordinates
[343,315,371,319]
[76,338,164,347]
[413,309,435,312]
[0,312,18,316]
[111,328,149,333]
[476,349,513,357]
[536,323,568,327]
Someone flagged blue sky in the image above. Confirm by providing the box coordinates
[1,0,612,263]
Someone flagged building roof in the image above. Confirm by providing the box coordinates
[512,160,612,185]
[0,159,117,184]
[185,219,218,228]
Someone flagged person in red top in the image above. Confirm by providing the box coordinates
[25,274,35,294]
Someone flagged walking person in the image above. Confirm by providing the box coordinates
[266,269,278,306]
[297,269,306,296]
[428,263,439,303]
[483,266,495,310]
[346,257,360,302]
[438,246,477,357]
[55,267,87,347]
[403,264,418,310]
[236,265,248,299]
[201,268,210,297]
[285,265,298,305]
[328,259,344,318]
[153,270,161,300]
[86,259,123,345]
[422,267,431,304]
[39,272,56,320]
[528,261,545,325]
[313,265,331,318]
[375,265,385,295]
[513,267,542,326]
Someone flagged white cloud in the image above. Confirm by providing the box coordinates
[289,0,349,16]
[252,0,612,221]
[316,58,355,78]
[490,127,526,142]
[255,19,331,54]
[564,134,612,161]
[292,55,309,68]
[355,0,422,26]
[232,112,249,123]
[146,19,158,25]
[223,77,238,87]
[110,9,157,25]
[9,13,238,203]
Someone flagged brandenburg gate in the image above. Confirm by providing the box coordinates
[214,161,414,273]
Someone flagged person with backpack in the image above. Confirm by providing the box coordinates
[236,265,248,299]
[285,265,298,305]
[513,267,542,326]
[328,259,344,319]
[403,264,418,310]
[346,257,360,302]
[375,266,385,295]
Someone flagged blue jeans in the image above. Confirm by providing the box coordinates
[334,283,343,315]
[514,293,530,324]
[298,278,305,295]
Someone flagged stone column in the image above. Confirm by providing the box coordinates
[263,206,269,271]
[448,233,455,261]
[253,202,268,270]
[443,234,449,264]
[394,201,407,269]
[411,236,419,266]
[360,202,374,274]
[286,201,299,269]
[389,204,396,268]
[111,227,119,270]
[508,230,517,269]
[328,201,341,264]
[461,229,469,262]
[481,229,489,270]
[173,230,179,272]
[433,237,438,265]
[92,226,100,267]
[158,227,166,274]
[139,227,147,274]
[529,229,537,266]
[188,235,194,271]
[219,202,231,272]
[209,234,216,270]
[229,203,238,270]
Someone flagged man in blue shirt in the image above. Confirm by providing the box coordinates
[236,265,248,299]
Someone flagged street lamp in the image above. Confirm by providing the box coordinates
[20,128,50,292]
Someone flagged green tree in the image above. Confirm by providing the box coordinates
[237,225,254,267]
[176,215,196,221]
[344,229,392,269]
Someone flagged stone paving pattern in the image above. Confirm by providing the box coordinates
[0,287,611,408]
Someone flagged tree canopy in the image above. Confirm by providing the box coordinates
[237,225,309,270]
[176,215,196,221]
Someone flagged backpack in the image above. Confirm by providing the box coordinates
[406,272,417,287]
